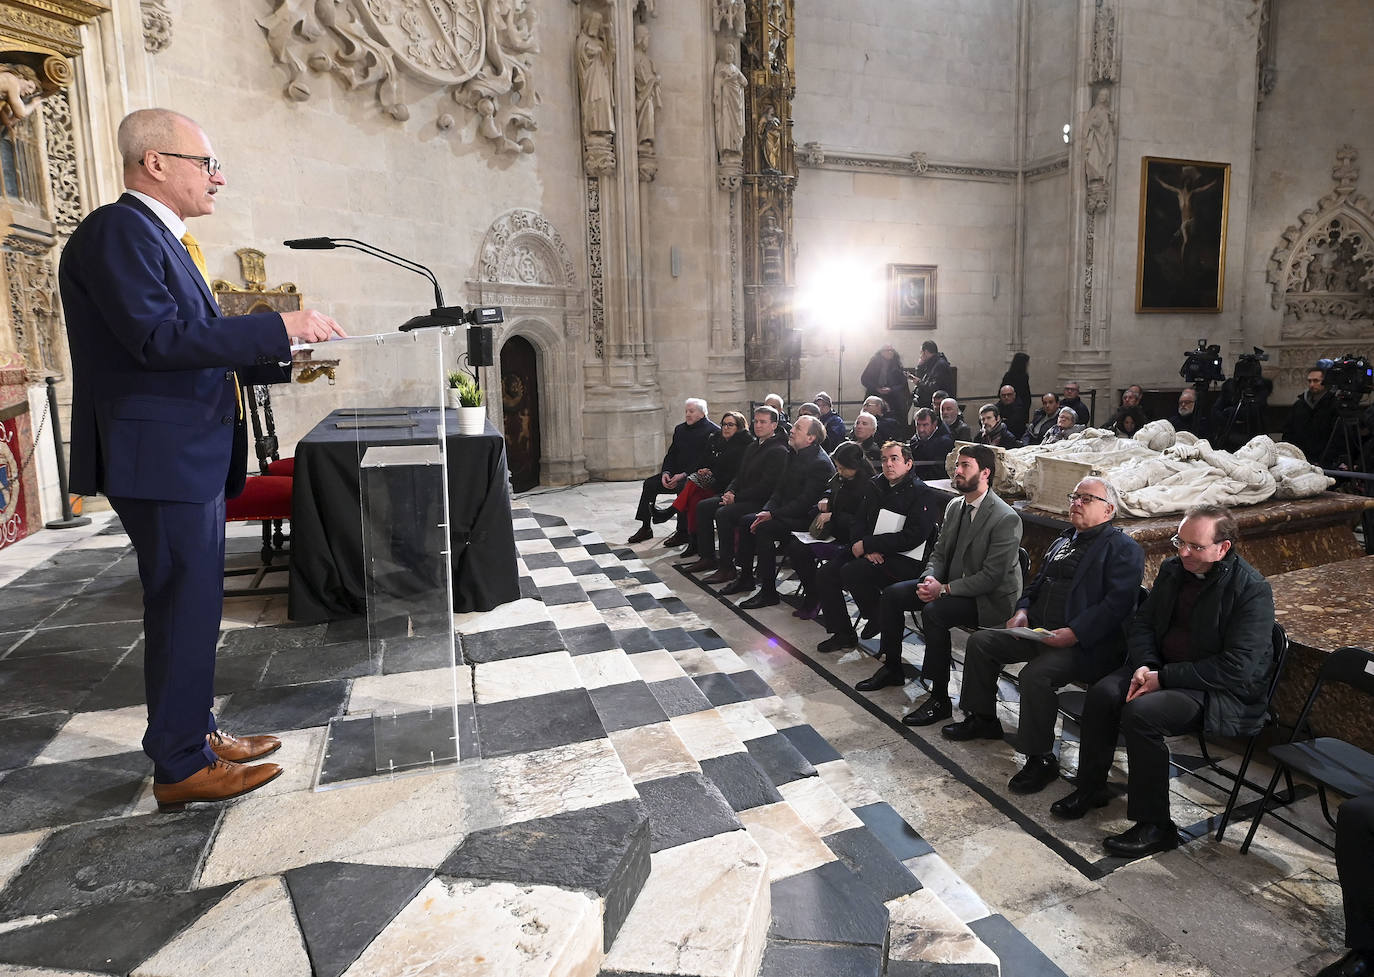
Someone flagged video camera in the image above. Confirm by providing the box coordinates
[1323,353,1374,410]
[1180,339,1224,384]
[1232,347,1270,392]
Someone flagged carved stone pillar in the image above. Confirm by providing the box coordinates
[708,6,747,407]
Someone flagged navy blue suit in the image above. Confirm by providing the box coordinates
[60,193,290,783]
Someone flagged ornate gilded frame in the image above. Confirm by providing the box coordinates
[887,263,937,330]
[1135,156,1230,313]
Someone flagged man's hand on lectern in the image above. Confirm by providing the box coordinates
[283,309,347,344]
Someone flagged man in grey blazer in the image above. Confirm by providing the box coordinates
[856,445,1023,725]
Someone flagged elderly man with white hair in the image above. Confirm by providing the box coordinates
[629,397,720,545]
[943,477,1144,795]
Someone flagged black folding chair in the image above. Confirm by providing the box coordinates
[1240,645,1374,854]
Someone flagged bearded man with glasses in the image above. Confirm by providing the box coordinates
[943,477,1144,796]
[1049,503,1275,857]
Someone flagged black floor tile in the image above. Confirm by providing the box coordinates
[698,752,784,812]
[769,860,889,947]
[823,825,922,903]
[323,615,370,644]
[475,688,605,758]
[0,885,234,975]
[216,680,349,734]
[41,577,145,627]
[590,588,632,609]
[381,633,457,673]
[852,801,934,861]
[260,640,377,686]
[77,658,148,713]
[0,809,220,921]
[584,542,612,555]
[518,550,564,570]
[587,681,670,733]
[0,751,149,834]
[461,621,564,663]
[689,628,730,650]
[6,620,142,658]
[888,962,999,977]
[647,676,713,718]
[318,706,477,784]
[10,562,108,587]
[615,628,663,654]
[439,798,650,949]
[603,564,631,581]
[219,623,327,654]
[693,672,747,707]
[626,592,660,612]
[514,527,546,540]
[635,771,743,852]
[632,570,661,585]
[658,596,690,615]
[967,914,1070,977]
[50,548,127,568]
[778,724,844,766]
[285,861,435,977]
[652,627,698,651]
[540,582,589,605]
[562,559,602,576]
[731,669,777,701]
[0,711,68,771]
[0,600,65,632]
[550,536,585,550]
[532,512,567,527]
[519,575,541,600]
[561,623,619,656]
[0,647,126,720]
[745,733,818,788]
[213,647,273,696]
[760,939,884,977]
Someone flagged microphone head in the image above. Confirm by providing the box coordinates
[283,237,336,250]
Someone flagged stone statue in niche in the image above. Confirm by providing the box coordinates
[577,8,617,175]
[633,23,661,150]
[713,0,746,36]
[1082,88,1115,213]
[0,65,42,135]
[760,213,783,283]
[713,44,746,161]
[1090,0,1118,83]
[760,104,783,173]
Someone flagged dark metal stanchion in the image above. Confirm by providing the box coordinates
[43,376,91,529]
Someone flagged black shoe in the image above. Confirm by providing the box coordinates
[1050,784,1113,820]
[941,714,1004,742]
[855,666,906,692]
[651,505,677,524]
[1008,754,1060,795]
[902,695,952,727]
[678,540,699,558]
[720,576,755,596]
[676,558,717,573]
[859,619,881,640]
[1317,949,1374,977]
[628,525,652,544]
[739,590,780,609]
[1103,821,1179,858]
[702,566,738,585]
[818,632,858,653]
[662,530,689,548]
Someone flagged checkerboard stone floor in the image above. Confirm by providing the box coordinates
[0,506,1035,977]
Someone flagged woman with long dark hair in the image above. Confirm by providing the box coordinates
[662,410,753,558]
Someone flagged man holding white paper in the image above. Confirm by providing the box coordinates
[943,477,1144,796]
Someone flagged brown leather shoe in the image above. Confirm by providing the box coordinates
[702,566,738,585]
[208,730,282,763]
[154,758,283,812]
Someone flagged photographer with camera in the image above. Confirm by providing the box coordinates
[1282,365,1339,466]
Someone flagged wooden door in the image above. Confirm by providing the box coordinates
[500,336,541,492]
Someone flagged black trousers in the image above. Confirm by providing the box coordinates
[818,554,923,637]
[1076,664,1204,825]
[713,502,761,568]
[960,632,1081,756]
[1338,792,1374,951]
[695,495,723,557]
[750,517,800,591]
[915,594,979,695]
[634,473,675,524]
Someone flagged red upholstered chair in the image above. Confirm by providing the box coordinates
[225,474,292,595]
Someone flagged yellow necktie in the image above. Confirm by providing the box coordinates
[181,232,242,421]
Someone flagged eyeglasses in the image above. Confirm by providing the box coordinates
[721,421,737,428]
[1170,534,1220,553]
[153,151,222,175]
[1066,492,1109,506]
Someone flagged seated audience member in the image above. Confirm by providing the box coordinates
[1318,792,1374,977]
[909,408,954,481]
[783,442,877,620]
[861,343,912,426]
[939,397,972,442]
[974,403,1019,449]
[1282,365,1338,465]
[1110,406,1147,438]
[669,411,753,565]
[764,392,791,435]
[1051,505,1275,858]
[694,407,788,578]
[1060,380,1091,426]
[630,398,720,544]
[998,384,1029,439]
[912,340,956,409]
[1022,392,1061,445]
[1167,388,1208,436]
[944,478,1144,794]
[864,395,903,443]
[816,441,941,658]
[727,416,837,605]
[798,402,821,422]
[856,446,1022,716]
[815,392,848,452]
[849,410,884,468]
[1040,407,1084,445]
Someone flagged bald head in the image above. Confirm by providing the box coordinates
[118,109,201,172]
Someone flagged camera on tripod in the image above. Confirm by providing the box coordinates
[1232,346,1270,393]
[1180,339,1224,384]
[1323,353,1374,410]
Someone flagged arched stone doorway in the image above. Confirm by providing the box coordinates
[501,335,542,492]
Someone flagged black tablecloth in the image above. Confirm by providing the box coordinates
[288,408,520,622]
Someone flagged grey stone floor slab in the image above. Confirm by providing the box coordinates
[0,711,68,771]
[647,676,714,717]
[77,658,147,713]
[852,801,935,861]
[699,751,785,812]
[745,732,819,788]
[260,640,376,686]
[0,750,149,834]
[380,634,457,673]
[219,623,327,654]
[461,621,565,663]
[635,771,743,852]
[822,825,923,904]
[0,647,127,720]
[474,687,605,758]
[967,914,1069,977]
[588,681,671,733]
[769,859,889,947]
[216,680,350,734]
[5,620,142,658]
[760,939,884,977]
[561,623,620,656]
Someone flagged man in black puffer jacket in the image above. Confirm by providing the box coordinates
[1051,504,1275,858]
[727,416,836,606]
[698,407,790,583]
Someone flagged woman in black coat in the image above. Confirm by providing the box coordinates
[785,442,878,620]
[666,411,754,540]
[1001,352,1032,408]
[861,344,912,428]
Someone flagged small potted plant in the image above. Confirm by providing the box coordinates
[448,370,486,434]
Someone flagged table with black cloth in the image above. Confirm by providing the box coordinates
[288,407,520,623]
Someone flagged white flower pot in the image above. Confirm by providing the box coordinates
[446,388,462,409]
[456,405,486,435]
